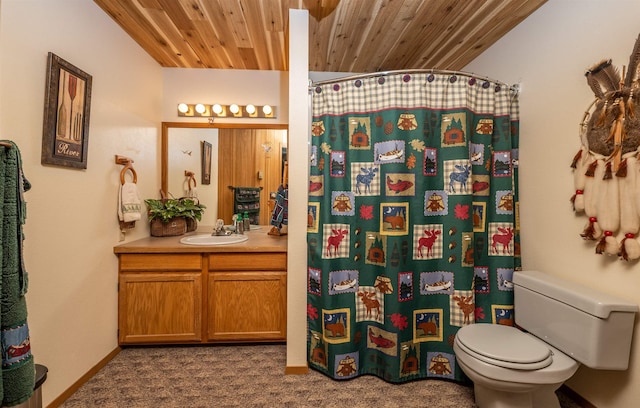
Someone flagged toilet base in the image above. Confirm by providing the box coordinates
[474,383,561,408]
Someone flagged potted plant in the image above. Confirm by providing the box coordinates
[145,197,206,236]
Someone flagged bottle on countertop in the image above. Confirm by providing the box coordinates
[236,213,244,234]
[243,211,250,231]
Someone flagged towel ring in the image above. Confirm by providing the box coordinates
[185,170,196,190]
[120,163,137,185]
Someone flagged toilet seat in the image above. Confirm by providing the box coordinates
[456,323,552,370]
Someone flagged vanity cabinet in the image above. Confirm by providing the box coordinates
[118,254,203,344]
[208,253,287,341]
[115,234,287,346]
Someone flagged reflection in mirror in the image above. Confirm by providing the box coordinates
[162,122,288,227]
[166,127,218,224]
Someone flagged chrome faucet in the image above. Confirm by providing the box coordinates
[212,219,231,236]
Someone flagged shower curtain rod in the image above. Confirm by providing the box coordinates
[310,69,519,93]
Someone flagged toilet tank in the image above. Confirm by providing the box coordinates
[513,270,638,370]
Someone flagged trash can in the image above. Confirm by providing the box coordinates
[7,364,47,408]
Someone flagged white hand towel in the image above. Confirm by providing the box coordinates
[119,182,142,222]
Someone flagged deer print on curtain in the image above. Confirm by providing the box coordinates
[307,72,521,383]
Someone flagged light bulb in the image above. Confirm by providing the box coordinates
[212,104,223,114]
[230,104,240,114]
[246,104,256,114]
[178,103,189,113]
[262,105,272,115]
[195,103,206,114]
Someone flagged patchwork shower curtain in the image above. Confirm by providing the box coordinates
[307,71,520,383]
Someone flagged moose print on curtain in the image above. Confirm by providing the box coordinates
[307,72,521,383]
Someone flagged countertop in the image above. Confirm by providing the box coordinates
[114,225,287,254]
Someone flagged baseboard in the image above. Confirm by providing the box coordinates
[560,384,596,408]
[285,365,309,375]
[46,346,122,408]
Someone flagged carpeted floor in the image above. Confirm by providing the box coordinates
[59,344,584,408]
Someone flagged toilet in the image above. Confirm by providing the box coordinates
[453,270,638,408]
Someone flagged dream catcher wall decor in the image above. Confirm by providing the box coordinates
[572,33,640,260]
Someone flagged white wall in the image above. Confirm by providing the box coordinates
[162,68,287,124]
[464,1,640,407]
[0,1,162,405]
[286,8,309,371]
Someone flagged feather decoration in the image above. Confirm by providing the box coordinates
[571,147,587,213]
[581,157,603,240]
[574,35,640,260]
[627,89,635,118]
[624,34,640,87]
[602,63,622,91]
[596,101,609,127]
[570,149,583,169]
[634,150,640,230]
[585,72,605,99]
[582,217,601,241]
[603,161,613,180]
[619,154,640,260]
[595,232,619,255]
[595,235,607,254]
[595,163,621,255]
[615,158,628,177]
[619,233,640,261]
[588,59,621,92]
[585,160,598,177]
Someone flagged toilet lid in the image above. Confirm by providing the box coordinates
[456,324,553,370]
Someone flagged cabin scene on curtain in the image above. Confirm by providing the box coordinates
[307,72,521,383]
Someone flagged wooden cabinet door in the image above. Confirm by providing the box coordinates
[208,271,286,341]
[119,272,202,344]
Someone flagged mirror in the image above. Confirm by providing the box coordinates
[162,122,288,227]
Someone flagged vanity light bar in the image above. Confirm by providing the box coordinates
[177,103,277,118]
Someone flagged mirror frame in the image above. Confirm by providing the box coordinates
[161,121,289,195]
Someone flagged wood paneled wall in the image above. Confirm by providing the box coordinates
[217,128,286,225]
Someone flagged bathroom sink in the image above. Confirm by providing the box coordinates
[180,234,249,246]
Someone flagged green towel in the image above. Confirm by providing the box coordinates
[0,141,34,406]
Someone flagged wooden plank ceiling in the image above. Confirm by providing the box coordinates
[94,0,547,72]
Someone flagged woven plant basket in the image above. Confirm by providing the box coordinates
[150,217,187,237]
[186,218,197,232]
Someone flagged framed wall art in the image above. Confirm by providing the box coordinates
[41,52,92,169]
[202,140,212,185]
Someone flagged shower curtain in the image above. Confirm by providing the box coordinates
[307,71,520,383]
